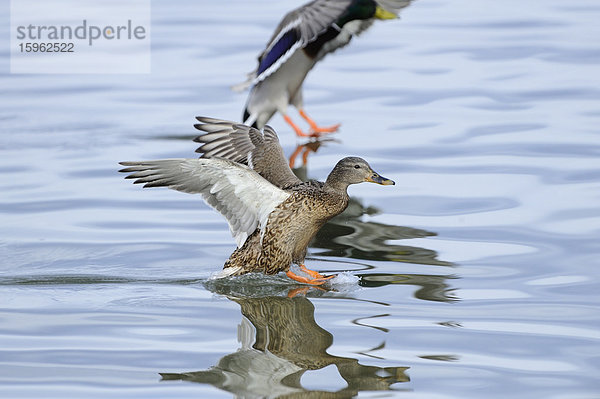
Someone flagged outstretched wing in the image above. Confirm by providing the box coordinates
[119,158,290,248]
[193,117,302,189]
[253,0,352,83]
[232,0,414,91]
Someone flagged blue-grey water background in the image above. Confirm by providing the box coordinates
[1,0,599,397]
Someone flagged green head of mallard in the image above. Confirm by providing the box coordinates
[338,0,398,26]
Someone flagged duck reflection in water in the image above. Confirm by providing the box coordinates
[160,295,409,396]
[311,197,456,302]
[287,142,450,268]
[288,138,339,169]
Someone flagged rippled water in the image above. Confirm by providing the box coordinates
[1,0,599,398]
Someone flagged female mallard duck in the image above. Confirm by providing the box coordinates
[236,0,412,137]
[119,117,394,285]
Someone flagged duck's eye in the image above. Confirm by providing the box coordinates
[354,165,361,169]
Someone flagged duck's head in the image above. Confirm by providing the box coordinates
[326,157,395,190]
[341,0,397,24]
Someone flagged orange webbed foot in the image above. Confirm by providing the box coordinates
[299,264,327,279]
[283,115,313,138]
[299,109,340,137]
[286,270,335,286]
[308,123,341,137]
[284,110,341,138]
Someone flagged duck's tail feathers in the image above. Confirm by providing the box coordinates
[231,71,256,92]
[210,266,244,280]
[242,109,258,128]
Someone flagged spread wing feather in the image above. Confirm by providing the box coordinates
[119,158,290,248]
[232,0,414,91]
[252,0,352,84]
[194,117,302,189]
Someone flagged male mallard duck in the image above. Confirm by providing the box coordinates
[236,0,412,137]
[119,117,394,285]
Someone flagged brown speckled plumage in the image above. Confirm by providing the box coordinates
[224,181,349,275]
[119,117,394,280]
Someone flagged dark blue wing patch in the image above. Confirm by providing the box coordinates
[257,29,300,76]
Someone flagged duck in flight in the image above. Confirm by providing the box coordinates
[119,117,394,285]
[236,0,412,137]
